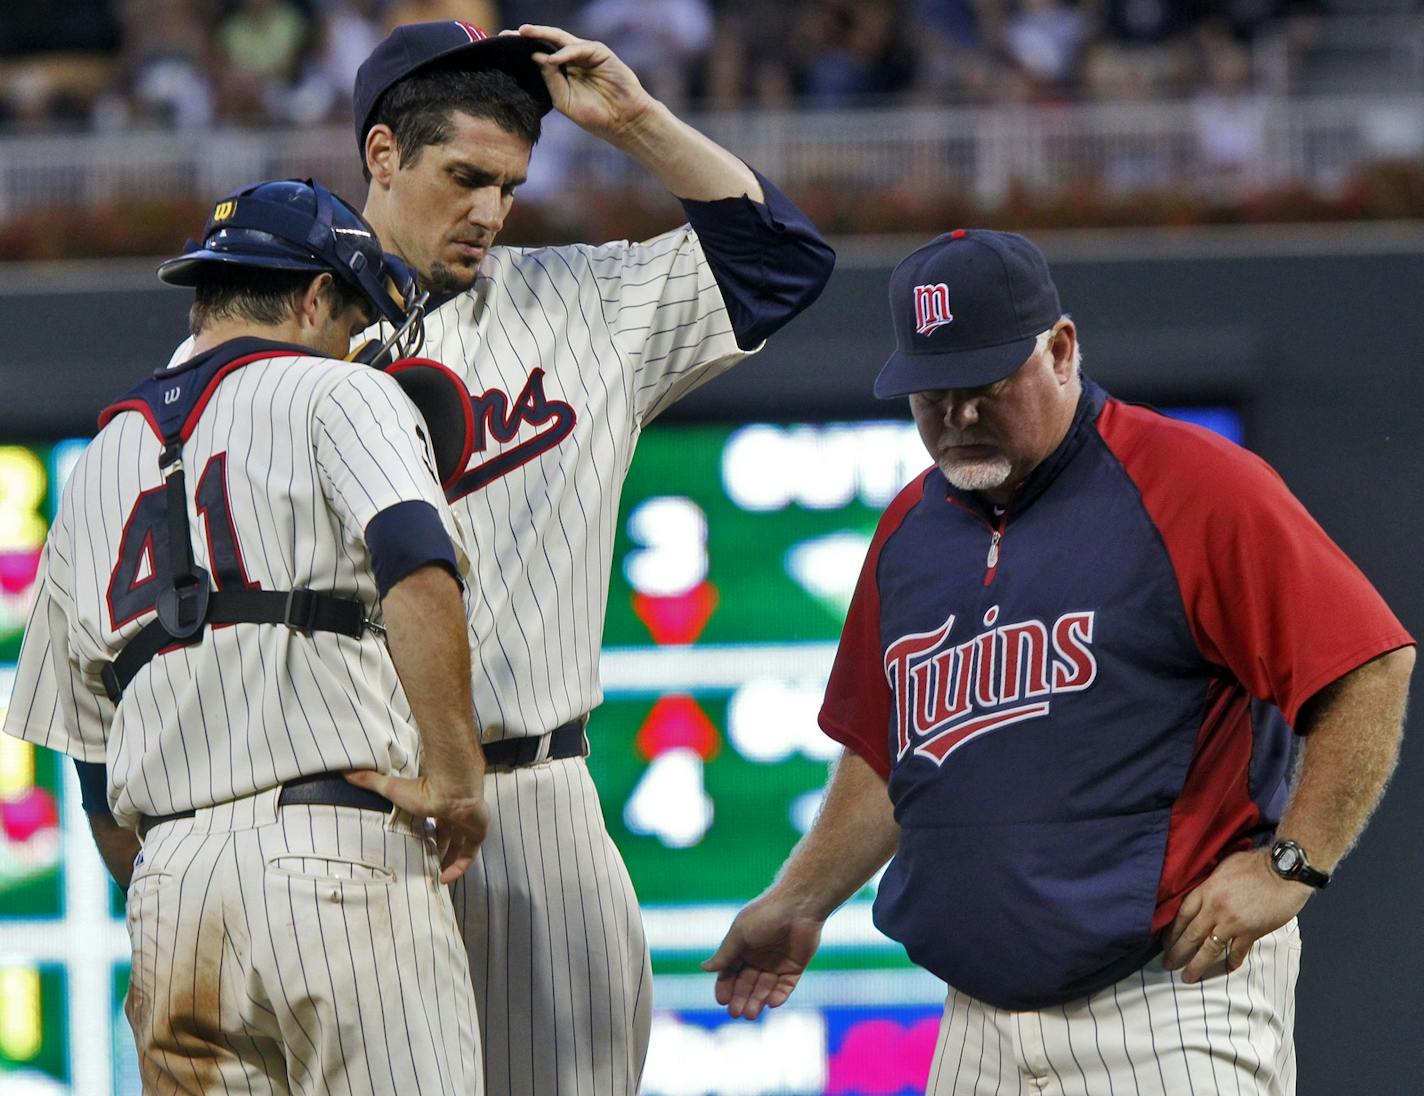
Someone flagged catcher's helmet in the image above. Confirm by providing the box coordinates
[157,178,419,333]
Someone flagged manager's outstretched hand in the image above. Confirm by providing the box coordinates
[702,894,824,1020]
[703,749,898,1019]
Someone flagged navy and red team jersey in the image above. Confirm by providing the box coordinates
[820,377,1413,1011]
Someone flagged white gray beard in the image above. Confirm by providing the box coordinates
[941,455,1014,493]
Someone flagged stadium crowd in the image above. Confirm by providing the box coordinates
[0,0,1321,133]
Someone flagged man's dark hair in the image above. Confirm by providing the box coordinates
[361,67,543,180]
[188,265,367,336]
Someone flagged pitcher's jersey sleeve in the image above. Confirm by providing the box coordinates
[313,368,467,577]
[1097,400,1414,722]
[582,227,752,426]
[3,536,111,764]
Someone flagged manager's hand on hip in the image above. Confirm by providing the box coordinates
[701,894,824,1021]
[1161,848,1312,984]
[345,769,490,883]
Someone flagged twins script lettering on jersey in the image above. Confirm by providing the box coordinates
[447,367,577,501]
[886,605,1097,765]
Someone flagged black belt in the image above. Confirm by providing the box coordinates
[136,773,394,839]
[482,719,587,768]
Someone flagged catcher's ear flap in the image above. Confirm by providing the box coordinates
[382,358,475,491]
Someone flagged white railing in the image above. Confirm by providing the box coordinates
[1,96,1422,222]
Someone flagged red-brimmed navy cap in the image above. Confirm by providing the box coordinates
[354,21,554,145]
[874,229,1063,398]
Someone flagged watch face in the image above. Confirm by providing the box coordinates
[1274,843,1303,873]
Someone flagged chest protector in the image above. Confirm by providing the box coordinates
[96,345,474,702]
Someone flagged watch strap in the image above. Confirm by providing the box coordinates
[1271,839,1331,889]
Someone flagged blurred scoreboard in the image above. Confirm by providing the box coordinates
[0,408,1241,1096]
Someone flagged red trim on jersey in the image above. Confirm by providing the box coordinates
[818,468,934,779]
[1097,398,1414,927]
[98,350,301,439]
[946,496,1005,586]
[1098,398,1412,723]
[105,484,167,632]
[1150,679,1258,930]
[98,397,159,435]
[180,352,299,442]
[383,356,477,491]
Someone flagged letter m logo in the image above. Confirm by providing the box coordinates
[914,283,953,335]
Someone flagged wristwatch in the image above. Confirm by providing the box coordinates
[1269,839,1331,889]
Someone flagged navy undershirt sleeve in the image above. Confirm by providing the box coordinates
[365,500,460,597]
[73,758,112,816]
[679,167,836,350]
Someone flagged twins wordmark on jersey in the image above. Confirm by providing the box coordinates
[886,605,1098,765]
[447,366,577,500]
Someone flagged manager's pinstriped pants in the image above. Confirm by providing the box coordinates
[927,919,1300,1095]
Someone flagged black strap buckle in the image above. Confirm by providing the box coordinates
[155,569,211,640]
[283,588,318,634]
[100,663,123,704]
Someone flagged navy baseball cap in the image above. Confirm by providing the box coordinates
[874,229,1063,398]
[353,21,554,145]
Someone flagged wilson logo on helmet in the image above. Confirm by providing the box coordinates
[914,283,954,336]
[212,201,236,222]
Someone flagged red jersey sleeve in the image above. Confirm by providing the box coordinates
[1098,400,1414,724]
[818,471,932,777]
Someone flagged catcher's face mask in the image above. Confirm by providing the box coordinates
[346,251,430,366]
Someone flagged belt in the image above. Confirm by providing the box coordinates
[136,773,394,839]
[481,719,588,768]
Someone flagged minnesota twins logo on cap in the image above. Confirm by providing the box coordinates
[914,283,953,335]
[875,228,1063,398]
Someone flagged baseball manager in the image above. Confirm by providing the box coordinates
[706,228,1415,1095]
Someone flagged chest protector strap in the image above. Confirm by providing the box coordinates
[98,349,371,704]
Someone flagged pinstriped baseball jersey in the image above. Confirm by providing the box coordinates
[410,224,740,1096]
[356,172,831,1095]
[3,345,469,829]
[373,224,751,742]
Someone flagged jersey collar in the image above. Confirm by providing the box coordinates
[158,336,319,379]
[941,375,1108,520]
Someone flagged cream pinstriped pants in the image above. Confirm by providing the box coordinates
[125,791,481,1095]
[926,919,1300,1096]
[451,755,653,1096]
